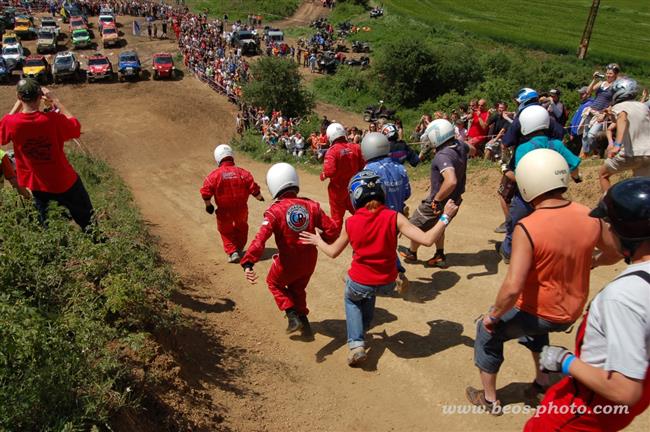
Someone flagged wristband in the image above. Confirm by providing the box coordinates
[613,142,621,148]
[439,214,450,225]
[561,354,576,375]
[242,262,254,270]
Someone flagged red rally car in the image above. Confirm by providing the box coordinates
[152,52,176,80]
[86,53,114,83]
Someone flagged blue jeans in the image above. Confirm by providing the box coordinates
[345,277,396,349]
[502,191,533,258]
[474,308,571,374]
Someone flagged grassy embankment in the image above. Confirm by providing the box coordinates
[185,0,301,21]
[0,151,178,430]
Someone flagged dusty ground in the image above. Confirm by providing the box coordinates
[2,6,648,432]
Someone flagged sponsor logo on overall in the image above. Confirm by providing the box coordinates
[286,204,310,232]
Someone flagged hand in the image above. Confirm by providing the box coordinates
[298,230,321,246]
[244,267,258,284]
[256,194,265,202]
[431,200,444,216]
[481,314,497,334]
[205,204,215,214]
[319,172,326,181]
[40,87,57,102]
[540,345,573,372]
[443,200,459,218]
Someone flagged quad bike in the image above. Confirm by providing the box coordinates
[370,7,384,18]
[345,56,370,68]
[351,40,371,53]
[318,52,338,74]
[363,101,395,122]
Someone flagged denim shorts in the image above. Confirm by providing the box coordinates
[474,308,571,374]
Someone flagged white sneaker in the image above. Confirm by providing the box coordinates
[228,252,241,263]
[347,347,367,367]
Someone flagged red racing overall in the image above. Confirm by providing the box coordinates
[321,141,364,227]
[525,305,650,431]
[200,161,261,255]
[241,193,339,315]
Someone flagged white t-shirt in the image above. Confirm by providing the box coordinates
[611,101,650,157]
[580,261,650,380]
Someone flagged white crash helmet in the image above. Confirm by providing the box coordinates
[381,123,399,141]
[611,77,638,105]
[326,122,346,144]
[361,132,390,161]
[519,105,550,136]
[421,119,455,148]
[516,148,570,202]
[214,144,234,165]
[266,162,300,199]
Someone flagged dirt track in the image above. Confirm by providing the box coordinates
[2,8,649,432]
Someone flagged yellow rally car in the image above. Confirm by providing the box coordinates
[14,17,35,39]
[22,55,52,84]
[2,31,20,47]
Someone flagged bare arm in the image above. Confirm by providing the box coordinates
[41,88,73,118]
[585,78,601,96]
[490,226,533,319]
[592,220,623,268]
[433,169,457,202]
[396,200,458,246]
[299,228,349,258]
[569,360,643,406]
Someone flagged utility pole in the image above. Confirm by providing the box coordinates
[577,0,601,59]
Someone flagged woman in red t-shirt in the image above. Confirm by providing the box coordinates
[300,171,458,366]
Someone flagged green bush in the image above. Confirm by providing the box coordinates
[0,151,177,430]
[243,57,315,118]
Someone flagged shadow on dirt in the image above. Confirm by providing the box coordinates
[312,314,474,372]
[312,307,398,364]
[172,291,236,314]
[399,270,461,303]
[445,247,501,279]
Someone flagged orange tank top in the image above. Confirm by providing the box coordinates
[515,202,601,324]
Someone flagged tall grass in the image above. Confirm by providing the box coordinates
[0,151,177,430]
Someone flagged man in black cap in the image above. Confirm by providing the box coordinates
[0,78,95,230]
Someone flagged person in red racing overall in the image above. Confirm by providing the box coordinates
[241,162,339,339]
[200,144,265,263]
[525,177,650,431]
[320,122,365,227]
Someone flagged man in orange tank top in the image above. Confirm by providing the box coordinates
[465,149,619,415]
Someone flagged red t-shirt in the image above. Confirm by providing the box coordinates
[467,110,490,145]
[346,205,398,286]
[0,111,81,193]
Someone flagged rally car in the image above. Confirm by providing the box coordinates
[36,29,57,54]
[40,16,60,38]
[2,31,19,47]
[69,16,87,32]
[1,44,24,71]
[86,53,114,83]
[101,23,120,48]
[97,14,115,32]
[13,16,34,39]
[52,51,81,83]
[117,51,141,81]
[152,52,175,80]
[71,28,92,49]
[21,55,52,83]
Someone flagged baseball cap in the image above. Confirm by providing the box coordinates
[549,89,560,96]
[17,78,42,102]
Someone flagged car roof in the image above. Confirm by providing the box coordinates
[153,52,172,57]
[120,51,138,57]
[25,55,45,60]
[55,51,74,58]
[102,22,116,29]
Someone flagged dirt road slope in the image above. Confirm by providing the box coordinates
[1,9,648,432]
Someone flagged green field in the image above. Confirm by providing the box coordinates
[382,0,650,68]
[186,0,301,20]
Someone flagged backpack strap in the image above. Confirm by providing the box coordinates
[613,270,650,284]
